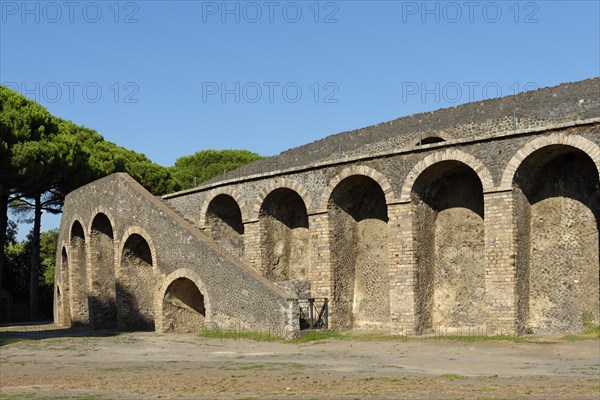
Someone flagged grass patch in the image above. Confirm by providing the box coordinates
[333,332,525,343]
[293,331,342,343]
[562,325,600,341]
[199,329,282,342]
[441,373,465,380]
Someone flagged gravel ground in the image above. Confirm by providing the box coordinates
[1,324,599,399]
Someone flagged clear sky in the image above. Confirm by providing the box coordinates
[2,0,599,238]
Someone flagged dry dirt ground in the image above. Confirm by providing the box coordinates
[0,324,599,400]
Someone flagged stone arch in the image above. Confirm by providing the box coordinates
[400,149,494,201]
[409,133,449,147]
[258,187,310,284]
[328,174,390,330]
[69,219,89,325]
[117,230,158,331]
[252,178,313,219]
[118,226,159,273]
[512,141,600,333]
[318,165,394,213]
[411,160,486,334]
[156,269,212,333]
[202,193,245,257]
[199,187,248,226]
[501,133,600,189]
[57,246,71,326]
[89,212,117,329]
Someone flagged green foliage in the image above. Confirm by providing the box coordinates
[40,229,58,286]
[170,149,264,190]
[2,228,56,318]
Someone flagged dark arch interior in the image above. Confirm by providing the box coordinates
[206,194,244,235]
[328,175,390,330]
[91,213,113,238]
[412,160,484,218]
[412,161,485,334]
[259,188,310,283]
[163,278,206,333]
[122,234,152,266]
[514,145,600,333]
[418,136,446,146]
[70,221,85,242]
[165,278,205,315]
[90,213,116,329]
[329,175,388,223]
[260,188,309,229]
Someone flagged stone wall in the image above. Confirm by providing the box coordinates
[160,123,599,334]
[55,174,296,336]
[56,79,600,336]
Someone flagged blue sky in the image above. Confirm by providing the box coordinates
[2,0,599,238]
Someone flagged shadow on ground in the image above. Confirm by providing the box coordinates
[0,322,119,346]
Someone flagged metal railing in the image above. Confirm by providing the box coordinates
[298,298,328,330]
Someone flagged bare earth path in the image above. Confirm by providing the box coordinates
[1,324,599,399]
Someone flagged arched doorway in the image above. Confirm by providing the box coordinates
[70,221,88,325]
[513,145,600,333]
[162,277,206,333]
[259,188,310,282]
[411,161,485,334]
[118,233,156,331]
[205,194,244,256]
[89,213,116,328]
[328,175,389,330]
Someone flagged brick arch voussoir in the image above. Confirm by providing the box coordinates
[154,268,213,333]
[317,165,395,213]
[500,133,600,189]
[251,178,313,220]
[118,226,159,274]
[69,215,88,242]
[199,187,249,227]
[88,206,117,240]
[400,149,494,201]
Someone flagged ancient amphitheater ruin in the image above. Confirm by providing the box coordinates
[54,78,600,338]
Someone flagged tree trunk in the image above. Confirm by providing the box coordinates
[0,183,8,293]
[29,193,42,320]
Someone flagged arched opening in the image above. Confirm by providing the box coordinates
[118,234,155,331]
[514,145,599,333]
[418,136,446,146]
[58,247,71,326]
[162,277,206,333]
[328,175,389,330]
[89,213,116,329]
[70,221,88,325]
[259,188,310,283]
[205,194,244,256]
[412,161,485,334]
